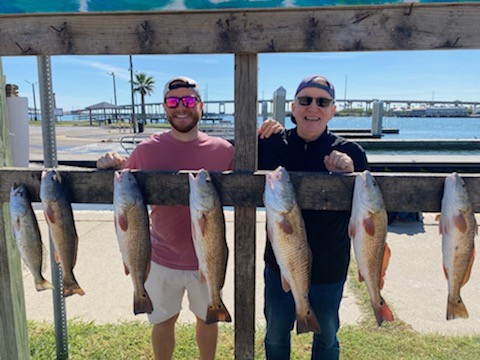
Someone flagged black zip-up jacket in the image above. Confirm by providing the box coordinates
[258,127,369,284]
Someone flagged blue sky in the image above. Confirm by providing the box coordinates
[2,49,480,113]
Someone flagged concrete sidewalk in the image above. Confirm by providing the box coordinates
[21,210,480,335]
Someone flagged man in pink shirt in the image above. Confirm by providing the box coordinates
[98,76,280,360]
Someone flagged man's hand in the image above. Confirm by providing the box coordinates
[324,150,354,173]
[257,119,284,139]
[96,152,127,170]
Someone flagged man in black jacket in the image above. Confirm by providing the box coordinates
[258,75,369,360]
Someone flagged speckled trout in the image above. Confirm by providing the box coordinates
[263,166,320,334]
[189,169,231,324]
[10,183,53,292]
[40,170,84,297]
[114,170,153,315]
[348,170,394,326]
[440,172,476,320]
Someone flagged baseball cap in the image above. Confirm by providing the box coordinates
[294,75,335,99]
[163,76,202,100]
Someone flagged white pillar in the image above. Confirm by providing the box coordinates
[6,97,29,167]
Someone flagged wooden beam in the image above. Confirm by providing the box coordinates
[1,3,480,56]
[234,54,258,360]
[1,168,479,212]
[0,60,30,360]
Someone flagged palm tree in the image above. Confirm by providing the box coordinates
[133,72,155,132]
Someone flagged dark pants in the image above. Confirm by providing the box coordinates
[264,266,344,360]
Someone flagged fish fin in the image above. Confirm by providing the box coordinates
[35,278,54,292]
[63,277,85,297]
[279,216,294,235]
[460,248,475,287]
[447,296,469,320]
[206,299,232,325]
[199,269,206,284]
[379,244,391,290]
[453,212,467,233]
[373,297,394,326]
[296,309,321,334]
[134,288,154,315]
[124,263,130,276]
[435,214,441,222]
[118,213,128,232]
[200,213,207,236]
[358,270,365,283]
[363,215,375,236]
[44,205,56,224]
[348,221,356,239]
[54,251,60,264]
[281,275,291,292]
[443,265,449,280]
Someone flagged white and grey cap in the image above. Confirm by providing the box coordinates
[163,76,202,100]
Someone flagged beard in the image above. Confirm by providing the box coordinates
[167,111,201,133]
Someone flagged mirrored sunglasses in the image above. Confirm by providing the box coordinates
[165,96,199,109]
[296,96,334,108]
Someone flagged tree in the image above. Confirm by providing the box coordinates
[133,72,155,132]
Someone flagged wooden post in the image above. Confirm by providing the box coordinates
[272,86,286,126]
[0,59,30,360]
[371,100,384,136]
[234,53,258,360]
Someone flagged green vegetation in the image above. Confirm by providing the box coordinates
[28,319,480,359]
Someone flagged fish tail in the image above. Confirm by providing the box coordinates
[447,296,469,320]
[63,281,85,297]
[134,289,154,315]
[296,310,321,334]
[373,297,394,326]
[35,278,54,292]
[205,299,232,325]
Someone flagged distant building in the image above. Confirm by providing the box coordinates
[6,84,19,97]
[392,106,469,117]
[425,106,469,117]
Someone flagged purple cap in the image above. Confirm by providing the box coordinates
[294,75,335,99]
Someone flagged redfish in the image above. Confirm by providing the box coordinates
[440,172,476,320]
[263,166,320,334]
[40,170,84,297]
[189,169,231,324]
[114,170,153,315]
[349,170,394,326]
[10,183,53,291]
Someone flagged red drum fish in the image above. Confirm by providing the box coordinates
[440,172,476,320]
[114,170,153,315]
[10,183,53,291]
[189,169,231,324]
[349,170,394,326]
[263,166,320,334]
[40,170,84,297]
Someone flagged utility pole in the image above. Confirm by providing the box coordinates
[107,71,117,122]
[25,80,38,120]
[129,55,136,133]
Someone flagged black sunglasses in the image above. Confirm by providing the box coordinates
[296,96,334,108]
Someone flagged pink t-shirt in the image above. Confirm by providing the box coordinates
[125,131,234,270]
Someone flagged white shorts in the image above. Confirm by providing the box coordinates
[145,261,209,324]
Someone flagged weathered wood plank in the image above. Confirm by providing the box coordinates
[0,60,30,360]
[1,3,480,56]
[233,54,257,360]
[1,168,479,212]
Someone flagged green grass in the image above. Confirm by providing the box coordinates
[26,259,480,359]
[27,319,480,359]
